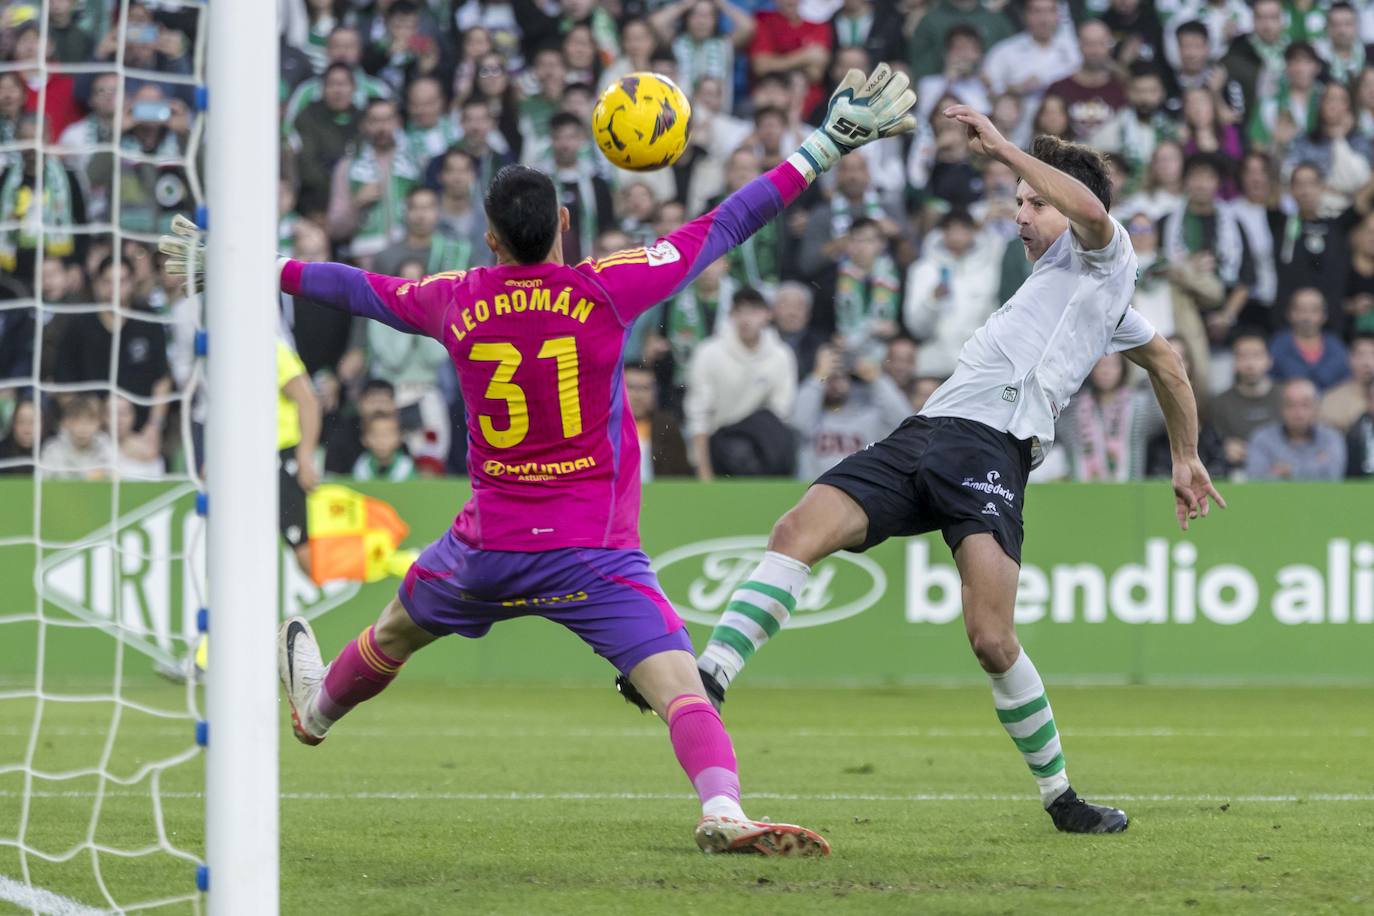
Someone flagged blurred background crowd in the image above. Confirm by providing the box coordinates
[0,0,1372,489]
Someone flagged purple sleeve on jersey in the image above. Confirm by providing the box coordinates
[668,174,787,296]
[588,161,810,323]
[285,261,424,336]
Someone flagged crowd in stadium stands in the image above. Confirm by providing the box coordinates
[1,0,1373,487]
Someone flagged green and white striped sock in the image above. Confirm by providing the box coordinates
[699,551,810,689]
[989,650,1070,806]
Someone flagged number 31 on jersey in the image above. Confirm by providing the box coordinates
[468,337,582,448]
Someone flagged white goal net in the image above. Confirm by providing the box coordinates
[0,1,211,911]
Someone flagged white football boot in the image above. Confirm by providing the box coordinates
[694,815,831,857]
[278,616,328,746]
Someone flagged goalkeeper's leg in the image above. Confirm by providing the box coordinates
[696,485,869,699]
[625,649,829,856]
[279,597,437,745]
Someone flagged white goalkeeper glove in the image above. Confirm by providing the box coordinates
[157,214,206,287]
[792,62,918,181]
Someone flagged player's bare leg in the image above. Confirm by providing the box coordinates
[278,597,438,746]
[692,485,869,703]
[626,649,830,857]
[955,533,1127,833]
[618,485,868,712]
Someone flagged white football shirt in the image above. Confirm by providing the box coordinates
[920,218,1156,465]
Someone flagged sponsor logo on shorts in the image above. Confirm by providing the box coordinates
[1001,386,1018,403]
[651,536,886,629]
[483,456,597,482]
[532,527,554,535]
[981,502,1000,517]
[501,590,589,608]
[961,469,1017,507]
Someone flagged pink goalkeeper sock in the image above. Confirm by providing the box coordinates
[313,626,403,725]
[666,694,741,812]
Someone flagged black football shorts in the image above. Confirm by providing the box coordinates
[814,415,1033,564]
[278,448,308,548]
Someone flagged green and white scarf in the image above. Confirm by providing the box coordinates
[829,192,886,237]
[727,219,779,293]
[427,234,473,274]
[346,140,422,257]
[834,254,900,341]
[664,277,733,382]
[672,35,732,100]
[406,115,462,167]
[1248,78,1319,147]
[0,157,75,271]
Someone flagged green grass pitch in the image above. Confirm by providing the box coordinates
[2,680,1372,914]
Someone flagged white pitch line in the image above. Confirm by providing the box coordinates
[0,726,1368,739]
[1,790,1371,803]
[0,874,106,916]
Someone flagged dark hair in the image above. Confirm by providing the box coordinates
[1128,61,1164,82]
[1291,160,1324,183]
[1285,41,1321,63]
[1175,20,1209,43]
[731,286,768,310]
[362,378,396,397]
[1028,135,1113,209]
[322,62,356,85]
[848,216,882,235]
[939,208,976,230]
[440,146,478,172]
[405,185,437,204]
[364,97,397,117]
[531,43,564,64]
[562,82,595,101]
[753,72,790,93]
[1182,151,1223,178]
[1230,327,1270,349]
[944,24,982,49]
[1349,331,1374,350]
[1104,152,1133,178]
[386,0,420,18]
[753,104,787,126]
[548,110,584,134]
[1330,1,1357,15]
[96,254,136,277]
[623,360,654,374]
[460,94,491,114]
[484,165,560,264]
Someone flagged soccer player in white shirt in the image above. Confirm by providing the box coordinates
[681,106,1227,834]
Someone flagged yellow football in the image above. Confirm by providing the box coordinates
[592,72,692,172]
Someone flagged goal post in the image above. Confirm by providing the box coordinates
[204,0,280,910]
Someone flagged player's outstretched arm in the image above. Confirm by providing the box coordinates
[158,215,454,341]
[943,104,1114,251]
[592,64,917,322]
[276,259,456,341]
[1124,333,1227,530]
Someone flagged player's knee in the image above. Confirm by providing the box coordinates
[767,509,810,558]
[374,599,433,661]
[967,626,1020,674]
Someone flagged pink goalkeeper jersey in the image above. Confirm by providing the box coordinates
[281,161,809,551]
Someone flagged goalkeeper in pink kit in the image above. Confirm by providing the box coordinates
[258,66,914,856]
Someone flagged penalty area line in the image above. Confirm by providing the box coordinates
[0,874,106,916]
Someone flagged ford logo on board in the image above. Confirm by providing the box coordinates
[651,536,886,629]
